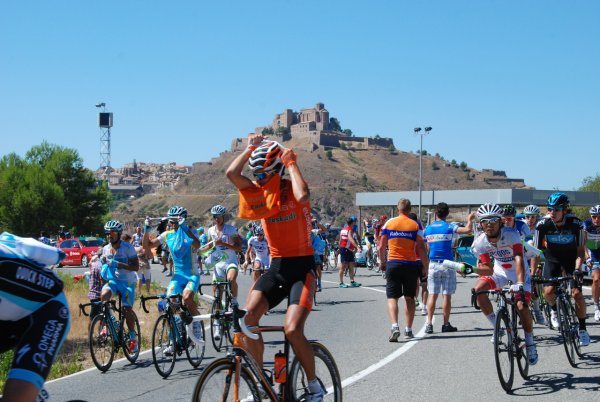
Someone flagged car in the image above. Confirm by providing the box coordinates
[453,234,477,268]
[354,240,368,267]
[57,237,104,267]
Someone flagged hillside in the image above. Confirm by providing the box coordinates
[111,138,527,229]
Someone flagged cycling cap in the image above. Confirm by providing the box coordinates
[248,141,284,175]
[547,192,569,208]
[167,205,188,218]
[523,205,540,216]
[104,220,123,233]
[501,205,517,217]
[211,204,227,216]
[589,205,600,216]
[476,203,503,219]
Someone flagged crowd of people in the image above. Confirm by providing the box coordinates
[2,133,600,402]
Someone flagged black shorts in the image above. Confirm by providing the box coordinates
[386,261,420,299]
[340,248,355,263]
[543,259,580,289]
[253,255,316,311]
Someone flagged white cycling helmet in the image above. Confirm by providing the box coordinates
[167,205,188,218]
[590,205,600,216]
[211,204,227,216]
[248,141,284,175]
[476,203,503,219]
[523,205,540,216]
[104,220,124,233]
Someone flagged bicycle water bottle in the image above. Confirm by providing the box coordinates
[442,260,465,271]
[274,351,286,383]
[111,314,120,332]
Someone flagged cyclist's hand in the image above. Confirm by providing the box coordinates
[586,258,593,267]
[281,149,297,167]
[144,217,151,232]
[510,283,524,293]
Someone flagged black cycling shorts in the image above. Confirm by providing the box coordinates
[386,261,420,299]
[340,248,355,263]
[543,259,580,289]
[253,255,316,311]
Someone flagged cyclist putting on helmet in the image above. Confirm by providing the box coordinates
[100,220,140,352]
[534,192,589,346]
[584,205,600,321]
[144,206,203,353]
[227,135,324,401]
[471,204,539,365]
[0,232,70,402]
[201,204,242,305]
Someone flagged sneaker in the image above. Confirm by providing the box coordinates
[316,286,322,292]
[100,325,107,337]
[526,344,539,365]
[213,324,222,341]
[404,329,414,339]
[163,344,174,356]
[308,386,325,402]
[420,306,427,316]
[415,298,420,307]
[550,311,559,329]
[533,309,545,325]
[161,267,167,273]
[579,329,590,347]
[128,331,138,353]
[389,327,400,342]
[595,309,600,322]
[339,283,348,288]
[165,273,173,277]
[350,281,361,287]
[441,323,458,333]
[425,323,433,334]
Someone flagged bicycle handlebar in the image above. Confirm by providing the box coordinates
[78,302,92,317]
[471,286,526,310]
[532,271,585,286]
[140,294,161,314]
[198,281,229,296]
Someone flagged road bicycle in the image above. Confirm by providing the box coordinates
[532,272,585,367]
[472,286,529,393]
[79,296,141,372]
[140,293,205,377]
[191,304,342,401]
[199,281,234,352]
[531,263,552,327]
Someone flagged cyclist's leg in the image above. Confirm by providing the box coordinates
[542,260,562,306]
[252,260,262,283]
[183,275,201,316]
[119,280,137,331]
[226,264,239,301]
[516,293,534,333]
[244,285,277,367]
[473,277,494,317]
[592,266,600,311]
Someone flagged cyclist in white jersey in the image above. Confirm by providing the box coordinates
[201,204,242,305]
[470,204,538,365]
[246,225,270,283]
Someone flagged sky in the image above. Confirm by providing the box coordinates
[1,1,599,191]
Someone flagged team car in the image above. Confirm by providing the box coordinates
[57,237,104,267]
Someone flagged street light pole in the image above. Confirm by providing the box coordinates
[414,126,432,219]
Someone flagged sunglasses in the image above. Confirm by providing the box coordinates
[525,215,538,219]
[480,217,501,225]
[254,172,268,180]
[213,214,224,219]
[547,207,565,212]
[591,215,600,219]
[168,219,178,224]
[105,230,119,235]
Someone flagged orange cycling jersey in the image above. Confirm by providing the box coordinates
[381,214,421,263]
[241,178,314,258]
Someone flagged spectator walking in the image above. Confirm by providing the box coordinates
[88,248,104,322]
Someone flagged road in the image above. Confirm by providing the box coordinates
[48,263,600,401]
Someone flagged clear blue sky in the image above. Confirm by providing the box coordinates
[1,1,598,190]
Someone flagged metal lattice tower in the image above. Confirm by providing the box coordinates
[96,103,113,181]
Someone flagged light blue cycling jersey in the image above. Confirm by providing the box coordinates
[159,228,198,276]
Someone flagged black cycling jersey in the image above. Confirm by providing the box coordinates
[533,214,584,263]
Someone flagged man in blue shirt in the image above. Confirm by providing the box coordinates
[423,203,475,334]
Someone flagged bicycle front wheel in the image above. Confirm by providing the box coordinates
[89,314,115,372]
[185,321,205,368]
[152,314,176,378]
[191,358,260,402]
[514,319,529,380]
[210,298,224,352]
[493,309,514,393]
[288,342,342,402]
[557,298,578,367]
[122,311,141,363]
[567,298,583,358]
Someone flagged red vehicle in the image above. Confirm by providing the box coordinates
[57,237,104,267]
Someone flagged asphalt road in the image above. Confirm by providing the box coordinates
[47,263,600,402]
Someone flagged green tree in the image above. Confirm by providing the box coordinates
[431,161,440,170]
[342,129,353,136]
[261,126,274,135]
[329,117,342,132]
[460,161,468,170]
[275,126,290,136]
[0,142,111,236]
[326,150,333,159]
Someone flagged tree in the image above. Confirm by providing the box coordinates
[261,126,274,135]
[451,159,458,167]
[329,117,342,132]
[275,126,290,136]
[460,161,468,170]
[431,161,440,170]
[0,142,111,236]
[326,150,333,159]
[342,129,353,136]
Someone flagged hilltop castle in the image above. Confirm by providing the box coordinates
[231,102,395,152]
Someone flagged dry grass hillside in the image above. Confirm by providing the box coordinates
[112,139,525,228]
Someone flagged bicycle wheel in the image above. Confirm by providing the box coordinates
[152,314,176,378]
[185,321,205,368]
[89,314,115,372]
[288,342,342,402]
[513,319,529,380]
[121,311,141,363]
[557,298,578,367]
[493,309,514,393]
[567,299,583,358]
[191,358,260,402]
[210,297,224,352]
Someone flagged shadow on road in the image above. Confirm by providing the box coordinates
[511,371,600,396]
